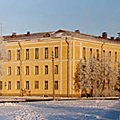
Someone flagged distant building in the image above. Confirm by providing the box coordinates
[0,29,120,97]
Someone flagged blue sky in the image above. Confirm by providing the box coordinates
[0,0,120,38]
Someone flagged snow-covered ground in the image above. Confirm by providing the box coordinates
[0,100,119,120]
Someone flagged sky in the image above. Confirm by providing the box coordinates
[0,0,120,38]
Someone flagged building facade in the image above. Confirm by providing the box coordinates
[0,29,120,96]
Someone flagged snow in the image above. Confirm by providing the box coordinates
[0,100,119,120]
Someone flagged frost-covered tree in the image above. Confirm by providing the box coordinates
[74,54,120,97]
[0,36,7,77]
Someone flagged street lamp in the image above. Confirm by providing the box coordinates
[65,37,69,97]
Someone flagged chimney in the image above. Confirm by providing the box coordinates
[27,31,30,36]
[75,30,80,33]
[12,33,16,38]
[102,32,107,39]
[111,37,114,41]
[118,33,120,38]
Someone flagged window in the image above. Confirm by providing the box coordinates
[44,81,48,90]
[8,50,11,61]
[8,67,11,75]
[26,66,29,75]
[17,67,20,75]
[17,50,20,60]
[115,52,117,62]
[35,48,39,59]
[103,50,105,56]
[26,49,29,60]
[35,66,39,75]
[8,81,11,90]
[55,47,58,58]
[45,48,48,59]
[55,65,58,74]
[26,81,29,89]
[90,48,92,56]
[97,81,99,89]
[0,81,2,90]
[45,65,48,74]
[17,81,20,89]
[109,51,111,61]
[55,81,58,90]
[97,49,99,60]
[35,81,39,89]
[83,47,86,60]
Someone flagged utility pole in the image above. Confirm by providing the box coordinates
[52,51,55,100]
[18,41,23,97]
[65,37,69,97]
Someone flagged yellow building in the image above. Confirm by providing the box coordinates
[0,29,120,97]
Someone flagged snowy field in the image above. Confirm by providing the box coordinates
[0,100,119,120]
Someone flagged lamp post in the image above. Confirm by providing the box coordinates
[52,51,55,100]
[65,37,69,97]
[18,41,23,97]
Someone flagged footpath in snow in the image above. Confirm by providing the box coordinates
[0,99,119,120]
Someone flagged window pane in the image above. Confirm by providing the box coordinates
[45,48,48,59]
[26,81,29,89]
[35,66,39,75]
[45,65,48,74]
[55,81,58,90]
[26,49,29,60]
[26,66,29,75]
[8,50,11,61]
[55,47,58,58]
[35,81,39,89]
[17,67,20,75]
[109,51,111,61]
[115,52,117,62]
[45,81,48,90]
[17,81,20,89]
[83,47,86,60]
[97,49,99,60]
[8,81,11,90]
[0,81,2,90]
[55,65,58,74]
[35,48,39,59]
[8,67,11,75]
[17,50,20,60]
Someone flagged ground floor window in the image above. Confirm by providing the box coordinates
[17,81,20,89]
[44,81,48,90]
[26,81,29,89]
[0,81,2,90]
[55,81,58,90]
[35,81,39,89]
[8,81,11,90]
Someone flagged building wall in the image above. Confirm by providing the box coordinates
[0,36,120,96]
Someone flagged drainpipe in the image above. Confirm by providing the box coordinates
[65,37,69,97]
[101,41,105,92]
[52,51,55,100]
[18,41,23,97]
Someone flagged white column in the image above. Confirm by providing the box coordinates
[73,41,75,94]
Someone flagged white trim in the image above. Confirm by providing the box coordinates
[80,42,82,59]
[5,59,79,64]
[70,40,71,94]
[60,41,62,94]
[73,41,75,94]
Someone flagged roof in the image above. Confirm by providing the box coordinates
[3,29,120,44]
